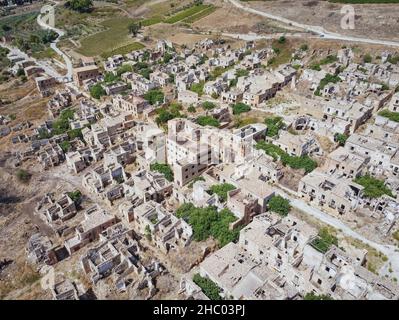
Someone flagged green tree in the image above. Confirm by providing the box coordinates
[278,36,286,44]
[67,0,93,13]
[265,116,284,137]
[232,103,251,115]
[335,133,348,146]
[128,22,142,37]
[363,53,372,63]
[267,195,291,217]
[59,141,71,153]
[90,83,106,99]
[144,89,164,105]
[150,163,174,182]
[67,190,82,205]
[202,101,216,110]
[197,116,220,128]
[353,175,393,199]
[187,105,196,113]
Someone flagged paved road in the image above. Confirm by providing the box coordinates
[228,0,399,48]
[36,4,73,82]
[275,187,399,279]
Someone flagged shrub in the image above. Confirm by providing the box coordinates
[197,116,220,128]
[16,169,31,183]
[232,102,251,115]
[67,190,82,205]
[144,89,164,105]
[90,83,106,99]
[265,116,284,137]
[335,133,348,146]
[363,53,372,63]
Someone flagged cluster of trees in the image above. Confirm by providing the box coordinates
[144,89,164,105]
[232,102,251,115]
[202,101,216,110]
[30,30,58,45]
[255,141,317,173]
[335,133,348,146]
[311,228,338,254]
[133,61,152,79]
[265,116,284,137]
[192,274,222,300]
[150,163,174,182]
[65,0,93,13]
[128,22,142,37]
[175,203,240,247]
[196,115,220,128]
[208,183,236,202]
[155,103,184,126]
[353,175,393,199]
[267,195,291,217]
[38,108,84,151]
[89,83,106,99]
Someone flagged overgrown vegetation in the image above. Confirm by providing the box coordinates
[265,116,284,137]
[193,274,223,300]
[335,133,348,146]
[208,183,236,202]
[197,116,220,128]
[67,190,83,205]
[175,203,240,247]
[314,73,341,96]
[150,163,174,182]
[202,101,216,110]
[16,169,31,184]
[190,81,205,96]
[255,141,317,173]
[311,228,338,253]
[267,195,291,217]
[353,175,393,199]
[379,109,399,123]
[144,89,164,105]
[232,102,251,115]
